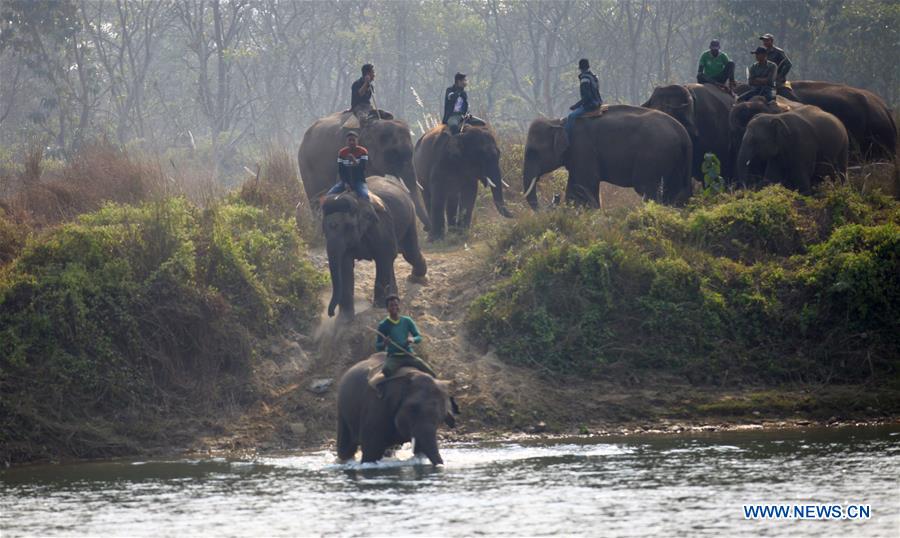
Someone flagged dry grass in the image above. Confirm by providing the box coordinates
[0,143,168,227]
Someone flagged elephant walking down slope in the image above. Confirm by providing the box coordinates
[523,105,693,208]
[414,124,513,241]
[322,176,427,320]
[337,354,456,465]
[642,83,735,179]
[737,104,848,194]
[298,111,430,229]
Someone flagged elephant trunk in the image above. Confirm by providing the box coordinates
[400,161,431,231]
[412,427,443,466]
[487,163,513,218]
[736,141,755,185]
[326,239,343,318]
[523,160,541,211]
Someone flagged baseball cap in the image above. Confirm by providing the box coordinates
[759,33,775,40]
[752,46,768,54]
[709,40,721,50]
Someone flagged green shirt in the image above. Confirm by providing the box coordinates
[748,60,776,88]
[376,316,422,356]
[698,50,730,78]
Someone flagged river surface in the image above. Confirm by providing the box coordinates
[2,425,898,537]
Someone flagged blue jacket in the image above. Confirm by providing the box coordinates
[572,70,602,110]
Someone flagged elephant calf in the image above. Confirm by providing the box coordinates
[737,104,848,193]
[337,353,457,465]
[323,176,427,319]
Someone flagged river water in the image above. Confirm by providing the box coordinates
[2,425,898,537]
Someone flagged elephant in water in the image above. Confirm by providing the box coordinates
[322,176,427,320]
[414,124,513,241]
[642,83,735,179]
[523,105,693,208]
[298,111,430,229]
[337,353,457,465]
[737,105,848,194]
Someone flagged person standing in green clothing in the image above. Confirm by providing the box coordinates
[376,295,437,377]
[697,39,735,89]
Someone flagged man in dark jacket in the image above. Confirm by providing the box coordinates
[443,72,468,133]
[759,33,795,98]
[566,59,602,139]
[350,64,375,126]
[442,73,486,134]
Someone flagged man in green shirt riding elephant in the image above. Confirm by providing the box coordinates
[697,39,736,90]
[375,295,437,378]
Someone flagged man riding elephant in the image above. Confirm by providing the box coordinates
[739,47,776,103]
[759,34,795,99]
[442,73,487,135]
[348,63,376,128]
[566,58,603,140]
[524,106,692,209]
[697,39,736,91]
[322,176,427,319]
[299,110,431,230]
[415,122,513,241]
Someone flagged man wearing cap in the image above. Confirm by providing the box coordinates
[697,40,736,90]
[327,131,370,201]
[739,47,776,102]
[566,58,603,140]
[759,34,793,95]
[442,73,469,135]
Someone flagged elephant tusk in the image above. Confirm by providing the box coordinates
[746,160,752,166]
[502,179,510,188]
[411,437,416,455]
[417,181,424,191]
[486,177,497,188]
[524,176,538,198]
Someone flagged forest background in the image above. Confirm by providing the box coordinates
[1,0,897,188]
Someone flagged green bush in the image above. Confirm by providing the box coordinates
[467,183,900,384]
[0,196,325,463]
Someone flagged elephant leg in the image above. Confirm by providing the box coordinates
[459,178,478,228]
[428,178,447,241]
[373,255,396,306]
[446,189,460,229]
[400,229,428,281]
[337,417,357,461]
[339,255,355,319]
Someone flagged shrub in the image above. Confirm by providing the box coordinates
[467,183,900,384]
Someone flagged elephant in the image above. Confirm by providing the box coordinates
[737,104,848,194]
[642,83,736,179]
[298,111,430,229]
[322,176,427,319]
[336,353,456,465]
[414,124,513,241]
[523,105,693,208]
[787,81,896,163]
[729,96,803,178]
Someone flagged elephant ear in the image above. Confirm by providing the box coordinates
[552,125,570,163]
[773,118,791,147]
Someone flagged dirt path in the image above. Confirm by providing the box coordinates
[188,235,693,455]
[189,230,900,456]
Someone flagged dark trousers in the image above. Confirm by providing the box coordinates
[738,86,775,102]
[697,61,735,85]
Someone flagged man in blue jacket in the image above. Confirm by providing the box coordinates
[566,58,602,140]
